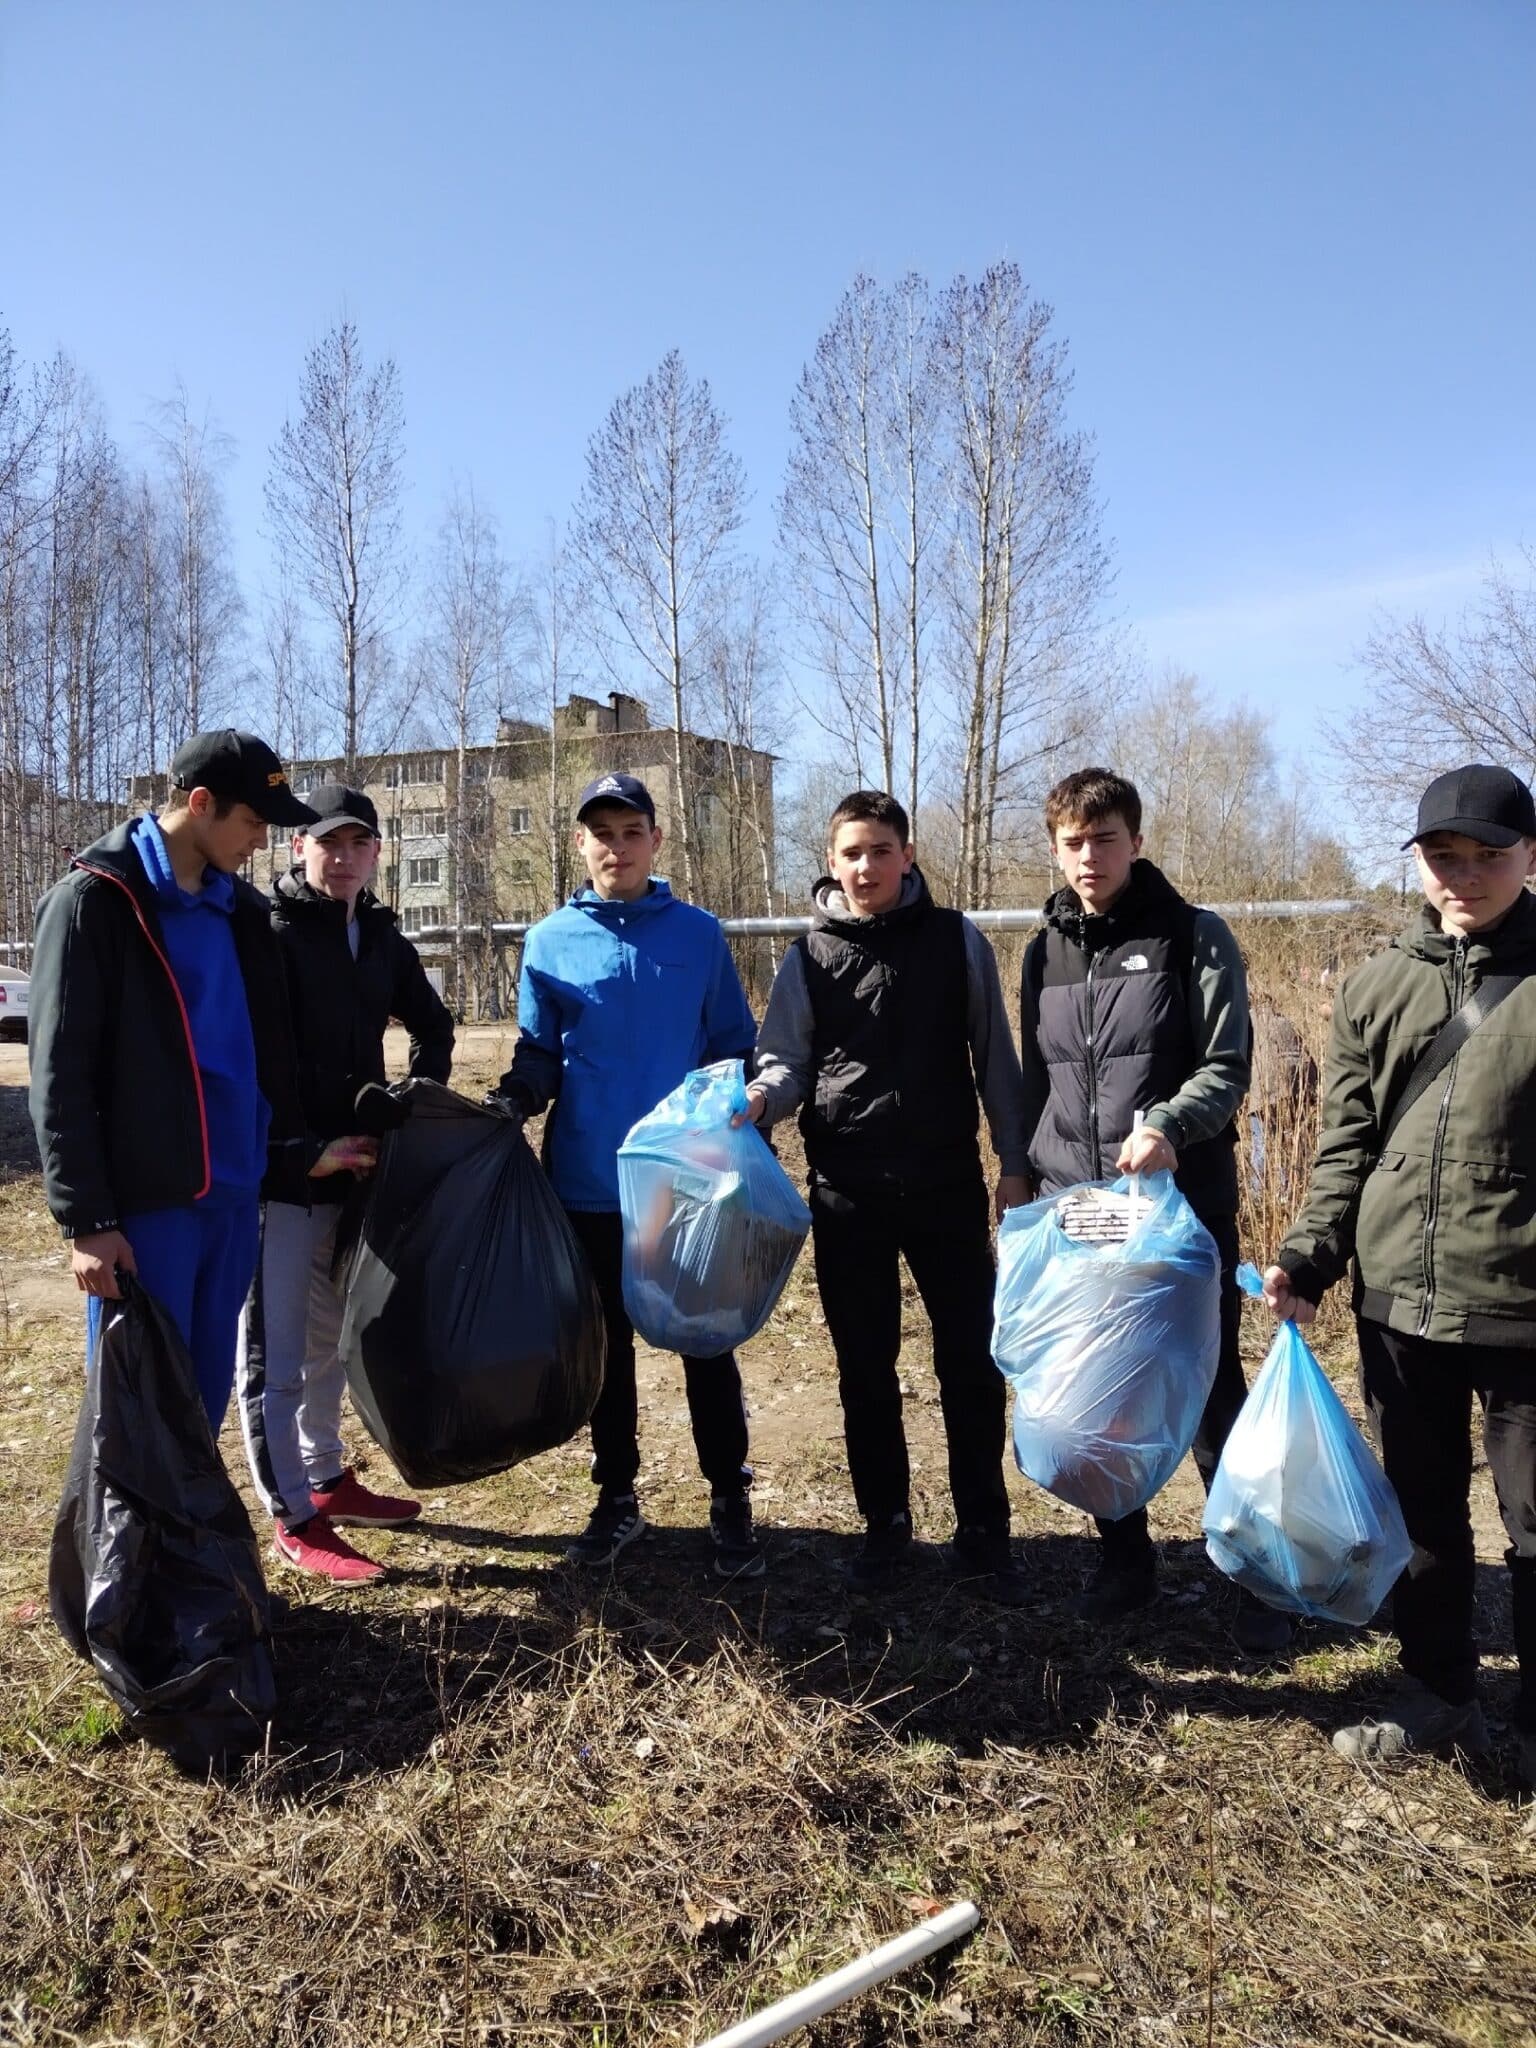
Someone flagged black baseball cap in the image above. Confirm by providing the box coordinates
[170,730,318,827]
[1402,764,1536,851]
[303,785,381,838]
[576,772,656,825]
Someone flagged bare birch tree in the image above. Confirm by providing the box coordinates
[148,382,243,737]
[778,273,938,824]
[423,484,522,1010]
[265,320,407,774]
[935,262,1109,907]
[573,349,745,898]
[522,524,590,909]
[698,565,785,968]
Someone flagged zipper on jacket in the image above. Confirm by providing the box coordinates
[1417,935,1466,1337]
[1083,949,1103,1176]
[76,862,213,1202]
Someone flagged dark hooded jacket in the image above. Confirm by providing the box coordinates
[28,821,314,1238]
[1019,858,1251,1217]
[262,869,455,1204]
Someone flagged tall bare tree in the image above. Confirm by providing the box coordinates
[148,382,243,737]
[573,349,745,897]
[265,320,407,774]
[779,273,938,825]
[424,484,522,1009]
[522,524,590,909]
[698,565,785,968]
[935,263,1109,907]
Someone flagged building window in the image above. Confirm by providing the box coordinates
[400,904,447,934]
[507,806,532,834]
[407,856,441,886]
[384,754,444,789]
[464,756,493,781]
[404,809,446,838]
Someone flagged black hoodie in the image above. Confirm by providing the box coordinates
[262,869,455,1204]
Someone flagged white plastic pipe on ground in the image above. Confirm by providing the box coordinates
[695,1900,981,2048]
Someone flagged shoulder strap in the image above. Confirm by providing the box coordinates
[1380,972,1527,1147]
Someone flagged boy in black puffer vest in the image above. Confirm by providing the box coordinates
[1018,767,1280,1649]
[744,790,1032,1605]
[236,785,454,1584]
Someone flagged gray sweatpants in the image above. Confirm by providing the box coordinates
[236,1201,347,1529]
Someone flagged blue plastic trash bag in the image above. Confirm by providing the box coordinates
[619,1060,812,1355]
[1203,1266,1412,1624]
[992,1171,1221,1519]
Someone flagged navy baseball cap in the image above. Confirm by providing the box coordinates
[576,772,656,825]
[304,785,381,838]
[1403,764,1536,850]
[171,730,318,827]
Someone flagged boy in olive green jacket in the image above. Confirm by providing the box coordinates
[1265,764,1536,1784]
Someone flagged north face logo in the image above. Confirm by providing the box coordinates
[1122,954,1149,972]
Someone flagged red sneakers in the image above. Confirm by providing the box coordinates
[273,1515,385,1584]
[309,1467,421,1528]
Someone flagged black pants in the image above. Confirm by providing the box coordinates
[565,1209,751,1501]
[1097,1211,1249,1564]
[1358,1318,1536,1728]
[810,1172,1009,1539]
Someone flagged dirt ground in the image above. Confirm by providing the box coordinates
[1,1028,1533,2048]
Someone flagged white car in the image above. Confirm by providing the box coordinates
[0,968,29,1041]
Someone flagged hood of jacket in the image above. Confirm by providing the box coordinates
[810,866,930,936]
[1041,857,1188,953]
[71,817,268,923]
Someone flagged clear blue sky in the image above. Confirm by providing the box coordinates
[3,0,1531,748]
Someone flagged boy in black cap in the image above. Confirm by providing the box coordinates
[1266,764,1536,1785]
[29,732,374,1429]
[489,772,762,1578]
[237,785,455,1583]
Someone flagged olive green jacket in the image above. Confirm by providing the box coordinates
[1279,890,1536,1348]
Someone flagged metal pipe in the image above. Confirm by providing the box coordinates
[410,900,1373,946]
[695,1900,981,2048]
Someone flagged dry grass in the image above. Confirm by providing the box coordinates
[4,932,1536,2048]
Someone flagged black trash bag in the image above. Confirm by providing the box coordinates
[49,1277,276,1774]
[338,1078,606,1487]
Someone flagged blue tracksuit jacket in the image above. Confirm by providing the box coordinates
[512,881,756,1211]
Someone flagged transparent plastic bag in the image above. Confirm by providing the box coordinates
[1203,1266,1412,1624]
[992,1170,1221,1519]
[619,1060,811,1355]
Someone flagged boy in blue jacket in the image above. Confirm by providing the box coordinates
[489,774,762,1577]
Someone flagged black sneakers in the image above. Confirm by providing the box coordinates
[950,1527,1029,1608]
[566,1493,647,1567]
[1072,1554,1158,1620]
[849,1510,916,1587]
[709,1493,766,1580]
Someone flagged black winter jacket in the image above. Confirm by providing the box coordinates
[262,870,455,1205]
[28,822,315,1238]
[795,870,981,1186]
[1020,860,1251,1218]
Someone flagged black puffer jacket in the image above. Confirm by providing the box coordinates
[263,870,455,1204]
[1020,859,1250,1217]
[28,822,314,1237]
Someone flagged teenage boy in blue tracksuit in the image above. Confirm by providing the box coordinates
[489,773,761,1579]
[28,731,374,1430]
